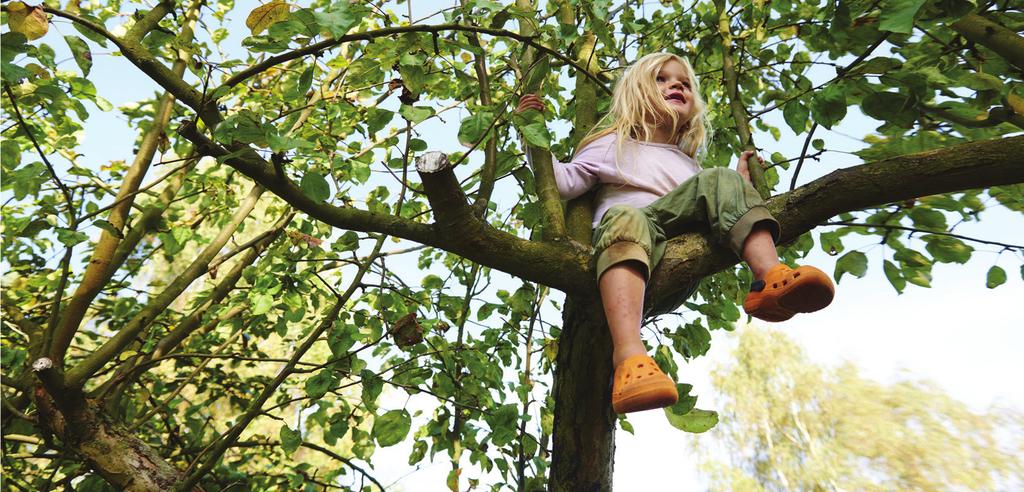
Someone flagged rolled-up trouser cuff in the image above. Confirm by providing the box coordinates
[728,206,781,255]
[596,241,651,282]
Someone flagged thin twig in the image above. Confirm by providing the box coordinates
[3,84,75,216]
[790,122,818,190]
[822,221,1024,250]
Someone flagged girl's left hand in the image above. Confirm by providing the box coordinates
[737,150,763,184]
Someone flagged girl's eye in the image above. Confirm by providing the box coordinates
[656,76,665,82]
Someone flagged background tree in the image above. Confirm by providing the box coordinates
[1,0,1022,490]
[698,327,1024,491]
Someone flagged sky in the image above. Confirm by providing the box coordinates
[7,1,1023,490]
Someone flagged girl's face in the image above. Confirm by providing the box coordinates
[655,60,694,123]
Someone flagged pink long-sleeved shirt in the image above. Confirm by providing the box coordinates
[552,133,701,227]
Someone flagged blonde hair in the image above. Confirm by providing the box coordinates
[575,53,712,164]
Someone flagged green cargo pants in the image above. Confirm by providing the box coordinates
[593,167,780,305]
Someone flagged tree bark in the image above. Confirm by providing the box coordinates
[550,295,616,491]
[32,371,192,492]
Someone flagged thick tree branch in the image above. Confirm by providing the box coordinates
[646,135,1024,314]
[464,15,500,216]
[123,0,176,45]
[715,0,768,198]
[175,236,385,492]
[951,13,1024,72]
[179,126,592,293]
[50,1,203,364]
[565,31,600,244]
[64,185,265,387]
[517,1,567,240]
[416,152,592,287]
[42,7,213,123]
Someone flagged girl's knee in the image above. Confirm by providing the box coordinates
[595,205,652,250]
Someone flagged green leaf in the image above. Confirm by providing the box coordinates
[305,369,336,399]
[883,260,906,294]
[300,171,331,202]
[985,266,1007,289]
[250,293,274,315]
[399,104,434,124]
[279,425,302,455]
[213,110,267,146]
[878,0,926,34]
[361,369,383,409]
[286,66,314,100]
[73,14,109,47]
[64,36,92,77]
[960,72,1002,92]
[313,3,364,38]
[267,132,314,152]
[421,274,443,290]
[664,408,718,433]
[782,100,809,133]
[904,267,932,288]
[56,228,88,247]
[834,251,868,281]
[409,440,428,465]
[667,383,698,415]
[861,91,914,124]
[849,57,902,75]
[365,108,393,135]
[0,61,31,83]
[16,219,49,238]
[618,415,635,434]
[894,248,930,267]
[520,122,552,149]
[909,207,946,229]
[458,111,494,146]
[92,219,123,239]
[809,84,847,129]
[923,235,973,264]
[675,322,711,359]
[523,56,550,92]
[372,409,411,447]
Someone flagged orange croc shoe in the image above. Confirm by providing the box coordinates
[611,354,678,414]
[743,264,835,322]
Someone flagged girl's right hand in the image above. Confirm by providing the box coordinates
[736,150,763,185]
[516,94,545,114]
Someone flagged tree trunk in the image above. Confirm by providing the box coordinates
[34,388,192,491]
[550,295,615,490]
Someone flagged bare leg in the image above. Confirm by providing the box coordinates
[600,261,648,367]
[741,223,780,280]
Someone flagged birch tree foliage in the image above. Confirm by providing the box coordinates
[700,328,1024,492]
[0,0,1022,490]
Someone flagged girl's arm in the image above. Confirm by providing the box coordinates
[516,94,601,199]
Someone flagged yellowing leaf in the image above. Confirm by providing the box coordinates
[1008,92,1024,116]
[7,2,49,41]
[245,0,291,36]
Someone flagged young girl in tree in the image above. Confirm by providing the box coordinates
[516,53,835,414]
